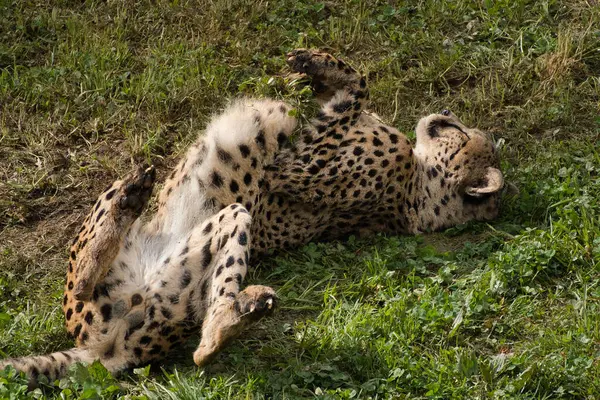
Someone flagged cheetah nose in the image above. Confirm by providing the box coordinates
[441,109,451,116]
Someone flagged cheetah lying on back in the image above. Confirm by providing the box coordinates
[1,49,505,385]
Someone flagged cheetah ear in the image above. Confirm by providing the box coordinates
[465,167,504,197]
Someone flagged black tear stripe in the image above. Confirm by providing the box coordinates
[428,120,469,139]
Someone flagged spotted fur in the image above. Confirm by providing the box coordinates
[0,49,504,387]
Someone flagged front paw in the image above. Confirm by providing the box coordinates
[286,48,315,73]
[286,49,336,76]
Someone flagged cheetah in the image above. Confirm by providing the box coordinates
[0,49,505,386]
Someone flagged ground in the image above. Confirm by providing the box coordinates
[0,0,599,398]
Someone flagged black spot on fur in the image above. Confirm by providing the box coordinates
[238,231,248,246]
[73,323,82,338]
[159,326,173,336]
[201,239,213,269]
[149,344,162,355]
[277,132,287,148]
[308,164,320,174]
[333,101,352,113]
[180,246,189,256]
[140,336,152,345]
[255,130,266,149]
[104,343,115,358]
[180,269,192,289]
[161,307,173,319]
[217,148,233,163]
[239,144,250,158]
[93,283,111,301]
[211,171,223,187]
[95,209,105,222]
[100,304,112,322]
[168,334,181,344]
[105,188,117,200]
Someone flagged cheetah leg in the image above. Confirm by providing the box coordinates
[265,49,370,202]
[287,48,368,127]
[194,285,276,366]
[190,204,276,367]
[69,166,156,301]
[146,98,298,235]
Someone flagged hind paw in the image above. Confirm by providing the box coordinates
[119,166,156,214]
[193,286,277,367]
[234,285,277,322]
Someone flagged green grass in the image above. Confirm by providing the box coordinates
[1,0,599,398]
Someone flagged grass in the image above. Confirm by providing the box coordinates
[1,0,599,398]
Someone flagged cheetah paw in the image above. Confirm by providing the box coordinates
[286,48,335,77]
[193,285,277,367]
[234,285,278,322]
[119,166,156,214]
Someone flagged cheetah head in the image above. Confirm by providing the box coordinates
[413,110,504,230]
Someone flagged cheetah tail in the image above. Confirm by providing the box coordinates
[0,347,95,389]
